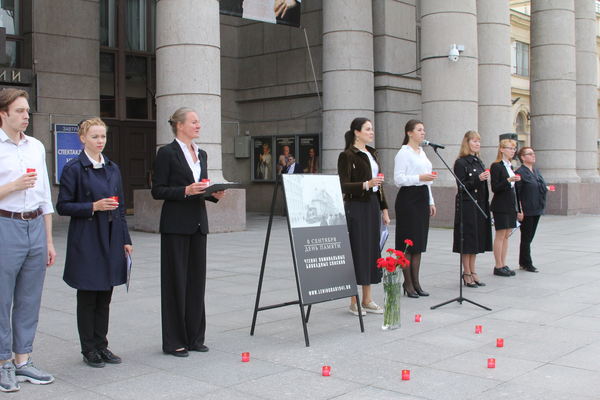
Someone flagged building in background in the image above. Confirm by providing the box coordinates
[7,0,600,230]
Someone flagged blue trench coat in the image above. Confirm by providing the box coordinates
[56,151,132,291]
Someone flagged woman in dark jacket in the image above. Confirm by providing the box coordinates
[452,131,492,287]
[515,147,548,273]
[57,118,132,368]
[489,139,522,277]
[338,117,390,316]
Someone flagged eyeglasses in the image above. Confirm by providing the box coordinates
[522,152,535,156]
[502,147,516,150]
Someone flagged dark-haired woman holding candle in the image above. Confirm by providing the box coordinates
[338,117,390,316]
[393,119,437,298]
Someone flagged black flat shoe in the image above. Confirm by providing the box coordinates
[402,283,419,298]
[493,267,512,277]
[164,349,189,358]
[98,348,122,364]
[82,351,105,368]
[190,344,209,352]
[520,265,538,273]
[505,266,516,276]
[462,273,477,288]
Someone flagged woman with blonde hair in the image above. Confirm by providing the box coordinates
[452,131,492,287]
[489,139,522,277]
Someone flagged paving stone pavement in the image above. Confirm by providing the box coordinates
[9,213,600,399]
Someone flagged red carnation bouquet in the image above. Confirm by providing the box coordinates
[377,239,413,272]
[378,239,412,330]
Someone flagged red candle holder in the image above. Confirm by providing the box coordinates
[322,365,331,376]
[475,325,482,334]
[548,185,556,192]
[496,338,504,348]
[110,196,119,203]
[485,169,490,173]
[377,173,384,178]
[431,171,438,176]
[241,352,250,362]
[487,358,496,368]
[201,178,210,183]
[415,314,422,323]
[26,168,36,173]
[401,369,410,380]
[515,174,521,178]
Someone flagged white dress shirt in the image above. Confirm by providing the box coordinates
[0,128,54,214]
[176,138,201,182]
[359,149,379,192]
[393,145,434,205]
[502,159,515,188]
[84,150,105,169]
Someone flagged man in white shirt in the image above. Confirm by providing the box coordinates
[0,89,56,392]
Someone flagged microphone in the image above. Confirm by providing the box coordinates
[421,140,445,150]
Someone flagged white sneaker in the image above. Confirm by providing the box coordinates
[348,303,366,316]
[362,301,384,314]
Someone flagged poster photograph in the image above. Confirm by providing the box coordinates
[252,137,275,181]
[282,174,358,304]
[298,134,319,174]
[219,0,302,27]
[275,136,298,175]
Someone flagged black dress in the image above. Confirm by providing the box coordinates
[395,186,430,253]
[452,155,492,254]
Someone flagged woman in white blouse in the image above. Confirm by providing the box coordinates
[393,120,437,298]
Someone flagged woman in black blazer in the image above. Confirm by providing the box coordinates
[57,118,132,367]
[338,117,390,316]
[151,107,225,357]
[489,139,522,277]
[515,147,548,273]
[452,131,492,287]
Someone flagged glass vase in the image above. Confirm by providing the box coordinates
[382,269,402,330]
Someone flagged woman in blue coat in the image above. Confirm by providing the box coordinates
[56,118,133,368]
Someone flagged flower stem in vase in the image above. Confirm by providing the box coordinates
[382,270,401,330]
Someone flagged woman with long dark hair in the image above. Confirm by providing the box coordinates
[490,139,522,277]
[338,117,390,316]
[393,119,437,298]
[452,131,492,287]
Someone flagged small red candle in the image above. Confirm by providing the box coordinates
[241,352,250,362]
[487,358,496,368]
[110,196,119,203]
[485,169,490,173]
[496,338,504,348]
[515,174,521,178]
[548,185,556,192]
[401,369,410,380]
[26,168,36,173]
[377,173,384,178]
[201,178,210,183]
[415,314,421,323]
[431,171,438,176]
[322,365,331,376]
[475,325,482,334]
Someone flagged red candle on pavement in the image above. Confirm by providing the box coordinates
[487,358,496,368]
[322,366,331,376]
[26,168,36,173]
[110,196,119,203]
[496,338,504,348]
[415,314,421,322]
[548,185,556,192]
[241,352,250,362]
[475,325,482,334]
[401,369,410,380]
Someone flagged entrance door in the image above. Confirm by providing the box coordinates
[104,120,156,212]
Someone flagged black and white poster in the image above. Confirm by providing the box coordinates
[219,0,302,27]
[282,174,358,305]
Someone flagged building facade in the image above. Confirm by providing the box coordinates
[8,0,600,230]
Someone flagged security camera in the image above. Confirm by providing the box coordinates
[448,44,459,62]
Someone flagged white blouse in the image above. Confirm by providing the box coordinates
[176,138,201,182]
[502,159,515,188]
[359,149,379,192]
[393,145,435,205]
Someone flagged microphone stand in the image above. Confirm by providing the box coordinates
[428,146,491,311]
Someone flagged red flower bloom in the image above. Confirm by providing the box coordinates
[376,258,387,269]
[404,239,413,247]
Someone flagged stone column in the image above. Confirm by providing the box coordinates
[530,0,579,182]
[156,0,224,180]
[322,0,374,173]
[575,0,600,182]
[420,0,478,182]
[477,0,512,165]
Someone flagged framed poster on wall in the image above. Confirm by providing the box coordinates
[252,136,275,182]
[275,136,297,175]
[298,135,319,174]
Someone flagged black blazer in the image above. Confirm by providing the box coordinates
[515,165,547,216]
[151,140,218,235]
[490,160,521,214]
[337,146,388,210]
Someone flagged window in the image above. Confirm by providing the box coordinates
[0,0,23,67]
[511,41,529,77]
[100,0,156,120]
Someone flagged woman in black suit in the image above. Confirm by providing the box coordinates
[452,131,492,287]
[338,117,390,316]
[515,147,548,273]
[151,107,225,357]
[489,139,522,277]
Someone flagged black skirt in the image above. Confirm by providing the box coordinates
[493,211,517,230]
[345,193,382,285]
[395,186,430,253]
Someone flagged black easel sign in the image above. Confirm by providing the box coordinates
[282,174,358,304]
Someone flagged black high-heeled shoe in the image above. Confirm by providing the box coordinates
[472,272,486,286]
[403,283,419,298]
[414,285,429,296]
[462,273,477,288]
